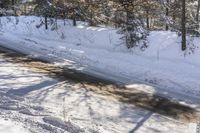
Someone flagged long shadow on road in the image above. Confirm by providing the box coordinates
[7,79,58,96]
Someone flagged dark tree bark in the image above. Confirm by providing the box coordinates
[165,0,169,31]
[72,8,77,26]
[11,0,15,8]
[146,10,150,29]
[196,0,200,22]
[45,15,48,30]
[63,11,66,26]
[11,0,16,15]
[181,0,186,51]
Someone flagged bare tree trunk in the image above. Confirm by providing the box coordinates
[165,0,169,31]
[196,0,200,22]
[181,0,186,51]
[45,15,48,30]
[72,8,77,26]
[11,0,16,15]
[24,3,27,15]
[63,11,66,26]
[146,10,150,29]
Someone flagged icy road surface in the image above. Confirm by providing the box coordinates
[0,47,195,133]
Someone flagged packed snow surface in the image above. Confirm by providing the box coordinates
[0,16,200,105]
[0,53,188,133]
[0,118,29,133]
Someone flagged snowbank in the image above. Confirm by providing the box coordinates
[0,16,200,105]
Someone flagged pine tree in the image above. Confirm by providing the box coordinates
[117,0,148,49]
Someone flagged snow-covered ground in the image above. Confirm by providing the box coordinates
[0,16,200,105]
[0,50,189,133]
[0,118,29,133]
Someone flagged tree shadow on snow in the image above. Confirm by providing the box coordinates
[0,45,200,129]
[7,79,58,96]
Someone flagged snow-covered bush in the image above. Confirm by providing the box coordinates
[118,15,148,50]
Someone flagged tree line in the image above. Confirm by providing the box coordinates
[0,0,200,51]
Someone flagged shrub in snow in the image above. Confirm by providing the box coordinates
[184,36,199,55]
[118,15,148,50]
[187,23,200,37]
[51,23,58,31]
[36,18,44,29]
[60,32,66,40]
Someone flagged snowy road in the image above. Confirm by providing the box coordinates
[0,46,197,133]
[0,118,29,133]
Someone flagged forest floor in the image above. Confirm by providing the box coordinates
[0,46,198,133]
